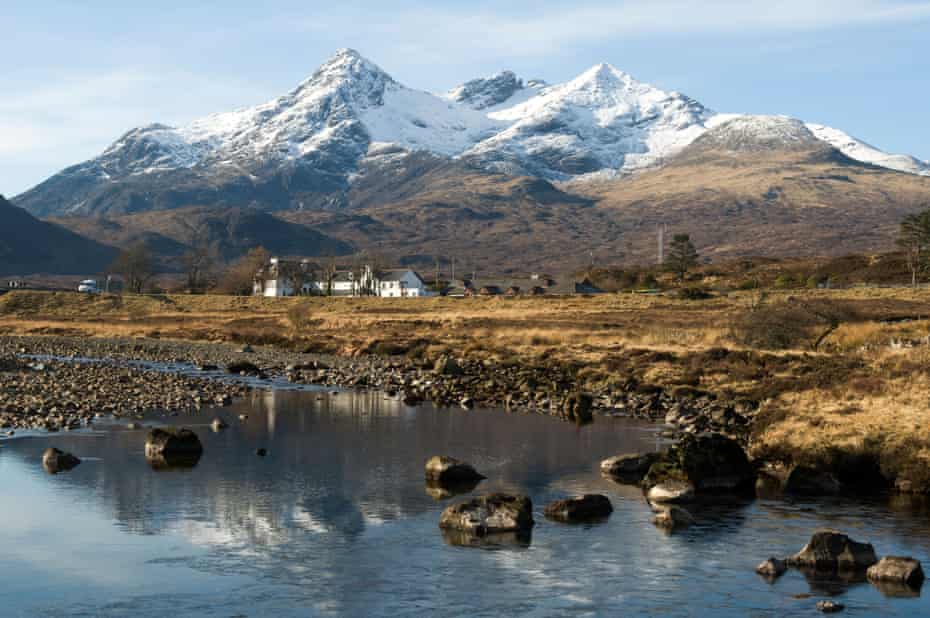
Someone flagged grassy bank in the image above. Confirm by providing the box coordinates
[3,288,930,490]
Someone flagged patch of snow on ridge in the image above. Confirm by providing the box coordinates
[466,63,714,177]
[807,124,930,176]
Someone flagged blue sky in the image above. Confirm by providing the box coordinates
[3,0,929,197]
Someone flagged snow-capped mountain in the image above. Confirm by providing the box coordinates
[15,48,928,217]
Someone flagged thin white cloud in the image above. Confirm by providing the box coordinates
[273,0,930,59]
[0,68,265,194]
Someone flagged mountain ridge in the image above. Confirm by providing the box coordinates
[14,48,928,219]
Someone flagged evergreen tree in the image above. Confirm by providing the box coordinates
[663,234,699,281]
[897,209,930,287]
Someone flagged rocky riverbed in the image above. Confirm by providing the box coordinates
[0,334,752,437]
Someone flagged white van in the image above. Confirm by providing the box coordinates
[78,279,99,294]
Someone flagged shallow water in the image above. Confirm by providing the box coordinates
[2,388,930,617]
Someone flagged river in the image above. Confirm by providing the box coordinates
[1,387,929,616]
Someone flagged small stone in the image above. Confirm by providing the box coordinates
[544,494,613,523]
[424,456,485,484]
[756,557,787,578]
[41,447,81,474]
[816,600,844,613]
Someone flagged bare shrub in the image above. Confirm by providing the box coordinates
[731,297,858,350]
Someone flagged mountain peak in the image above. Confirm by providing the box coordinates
[300,48,395,91]
[445,70,528,110]
[575,62,633,87]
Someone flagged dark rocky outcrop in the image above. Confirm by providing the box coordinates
[433,356,463,377]
[561,392,593,424]
[543,494,613,523]
[439,493,534,536]
[144,427,203,459]
[41,447,81,474]
[867,556,924,588]
[643,432,753,494]
[784,465,841,496]
[600,452,660,484]
[424,456,485,484]
[786,529,877,571]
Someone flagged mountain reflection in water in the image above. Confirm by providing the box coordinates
[1,388,929,617]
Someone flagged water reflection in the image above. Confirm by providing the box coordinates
[2,389,930,616]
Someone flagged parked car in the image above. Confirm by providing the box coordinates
[77,279,99,294]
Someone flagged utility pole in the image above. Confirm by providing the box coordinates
[657,224,666,266]
[451,257,456,282]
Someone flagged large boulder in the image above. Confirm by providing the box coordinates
[600,453,660,484]
[145,428,203,459]
[544,494,613,523]
[643,433,753,494]
[425,456,485,484]
[42,447,81,474]
[786,529,877,571]
[439,493,534,536]
[867,556,925,588]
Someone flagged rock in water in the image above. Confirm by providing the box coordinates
[643,432,753,494]
[867,556,925,587]
[562,392,593,424]
[544,494,613,522]
[256,448,268,457]
[756,557,787,579]
[226,361,261,375]
[647,480,695,503]
[439,493,534,536]
[601,453,660,484]
[144,428,203,459]
[424,456,485,484]
[786,529,877,571]
[816,600,844,613]
[651,505,695,530]
[41,447,81,474]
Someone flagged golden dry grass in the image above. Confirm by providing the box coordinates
[3,287,930,479]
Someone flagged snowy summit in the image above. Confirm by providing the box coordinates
[15,48,929,216]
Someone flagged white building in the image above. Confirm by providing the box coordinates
[253,258,433,298]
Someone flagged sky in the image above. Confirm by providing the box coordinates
[2,0,929,197]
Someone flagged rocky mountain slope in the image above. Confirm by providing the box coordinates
[0,195,117,275]
[574,115,930,262]
[14,49,928,220]
[51,207,353,266]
